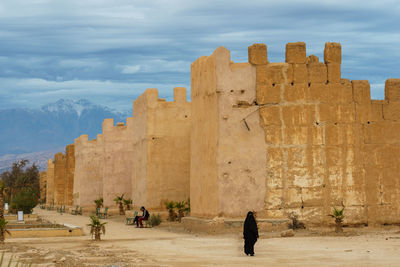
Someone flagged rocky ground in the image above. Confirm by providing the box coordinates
[1,208,399,266]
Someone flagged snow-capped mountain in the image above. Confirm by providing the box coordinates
[41,99,91,116]
[0,99,130,161]
[0,149,61,173]
[41,99,118,117]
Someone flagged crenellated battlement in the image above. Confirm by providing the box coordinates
[102,118,128,132]
[173,87,187,104]
[248,42,400,108]
[133,88,159,115]
[66,144,74,155]
[249,42,343,105]
[54,152,66,161]
[74,134,102,146]
[102,118,114,129]
[75,134,88,144]
[385,79,400,102]
[133,87,189,116]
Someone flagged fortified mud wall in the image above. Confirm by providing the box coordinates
[73,135,104,207]
[131,91,148,208]
[102,119,134,207]
[39,171,47,202]
[191,42,400,226]
[190,48,266,218]
[252,42,366,225]
[132,88,191,210]
[45,145,74,206]
[363,79,400,224]
[65,144,75,206]
[53,153,66,205]
[42,41,399,227]
[66,87,190,211]
[45,159,54,205]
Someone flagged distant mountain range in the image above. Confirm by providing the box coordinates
[0,150,61,173]
[0,99,130,171]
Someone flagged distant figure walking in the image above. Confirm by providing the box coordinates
[134,206,150,228]
[243,211,258,256]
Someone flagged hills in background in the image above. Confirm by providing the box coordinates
[0,150,61,173]
[0,99,130,171]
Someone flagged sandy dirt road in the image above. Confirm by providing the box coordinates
[1,208,400,266]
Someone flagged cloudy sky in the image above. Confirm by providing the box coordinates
[0,0,399,111]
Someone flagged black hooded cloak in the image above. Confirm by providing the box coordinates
[243,211,258,255]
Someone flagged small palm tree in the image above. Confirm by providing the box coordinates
[94,197,103,209]
[0,218,10,243]
[149,213,162,227]
[165,201,176,222]
[114,194,125,215]
[123,198,132,210]
[87,215,106,241]
[174,201,185,222]
[329,207,345,233]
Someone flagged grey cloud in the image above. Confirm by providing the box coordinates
[118,59,191,75]
[0,77,187,111]
[0,0,398,108]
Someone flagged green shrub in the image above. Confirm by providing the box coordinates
[88,215,107,241]
[123,198,133,210]
[11,188,39,214]
[94,197,103,209]
[329,207,345,233]
[114,194,125,215]
[149,213,162,227]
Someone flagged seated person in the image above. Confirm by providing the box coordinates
[134,206,150,227]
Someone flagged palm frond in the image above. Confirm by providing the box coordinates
[174,201,185,209]
[0,218,9,228]
[165,201,175,210]
[113,194,125,203]
[123,198,132,205]
[328,207,345,221]
[7,254,13,267]
[0,251,5,266]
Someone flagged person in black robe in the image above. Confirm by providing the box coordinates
[243,211,258,256]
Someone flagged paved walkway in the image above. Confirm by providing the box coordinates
[4,208,400,266]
